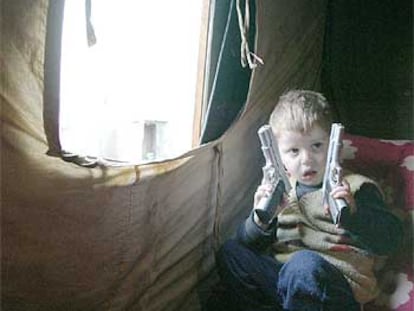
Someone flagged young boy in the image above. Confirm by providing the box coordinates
[213,90,403,311]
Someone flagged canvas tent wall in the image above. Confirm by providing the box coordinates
[2,0,412,311]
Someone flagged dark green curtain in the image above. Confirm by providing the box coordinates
[200,0,256,143]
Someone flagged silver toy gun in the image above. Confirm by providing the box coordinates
[255,125,292,224]
[322,123,348,224]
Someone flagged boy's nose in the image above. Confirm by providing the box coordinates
[300,150,313,164]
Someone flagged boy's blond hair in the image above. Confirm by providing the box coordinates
[269,90,333,136]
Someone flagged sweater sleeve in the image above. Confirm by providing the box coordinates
[236,211,277,252]
[340,183,404,256]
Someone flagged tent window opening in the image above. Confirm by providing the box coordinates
[59,0,206,164]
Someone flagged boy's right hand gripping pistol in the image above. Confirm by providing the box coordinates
[255,125,292,225]
[322,123,348,224]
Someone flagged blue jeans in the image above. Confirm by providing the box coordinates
[215,239,360,311]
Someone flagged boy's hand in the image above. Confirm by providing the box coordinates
[254,183,273,208]
[253,182,288,229]
[329,179,356,214]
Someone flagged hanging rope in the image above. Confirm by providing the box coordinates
[236,0,263,69]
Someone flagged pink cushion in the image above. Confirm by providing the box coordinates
[342,133,414,311]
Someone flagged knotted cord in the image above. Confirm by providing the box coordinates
[236,0,263,69]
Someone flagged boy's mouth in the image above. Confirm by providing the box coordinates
[302,170,317,180]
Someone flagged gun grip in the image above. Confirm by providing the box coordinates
[330,197,348,224]
[255,181,286,224]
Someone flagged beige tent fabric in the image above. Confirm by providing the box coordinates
[1,0,327,310]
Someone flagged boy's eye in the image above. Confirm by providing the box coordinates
[289,148,299,155]
[312,142,323,150]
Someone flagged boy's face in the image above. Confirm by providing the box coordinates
[277,125,329,186]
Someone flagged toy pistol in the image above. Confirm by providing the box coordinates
[322,123,348,224]
[255,125,292,224]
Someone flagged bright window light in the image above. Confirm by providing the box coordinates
[60,0,205,163]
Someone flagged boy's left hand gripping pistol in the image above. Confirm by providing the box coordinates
[322,123,348,224]
[255,125,292,224]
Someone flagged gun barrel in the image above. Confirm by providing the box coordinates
[258,125,292,193]
[322,123,347,224]
[258,126,273,151]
